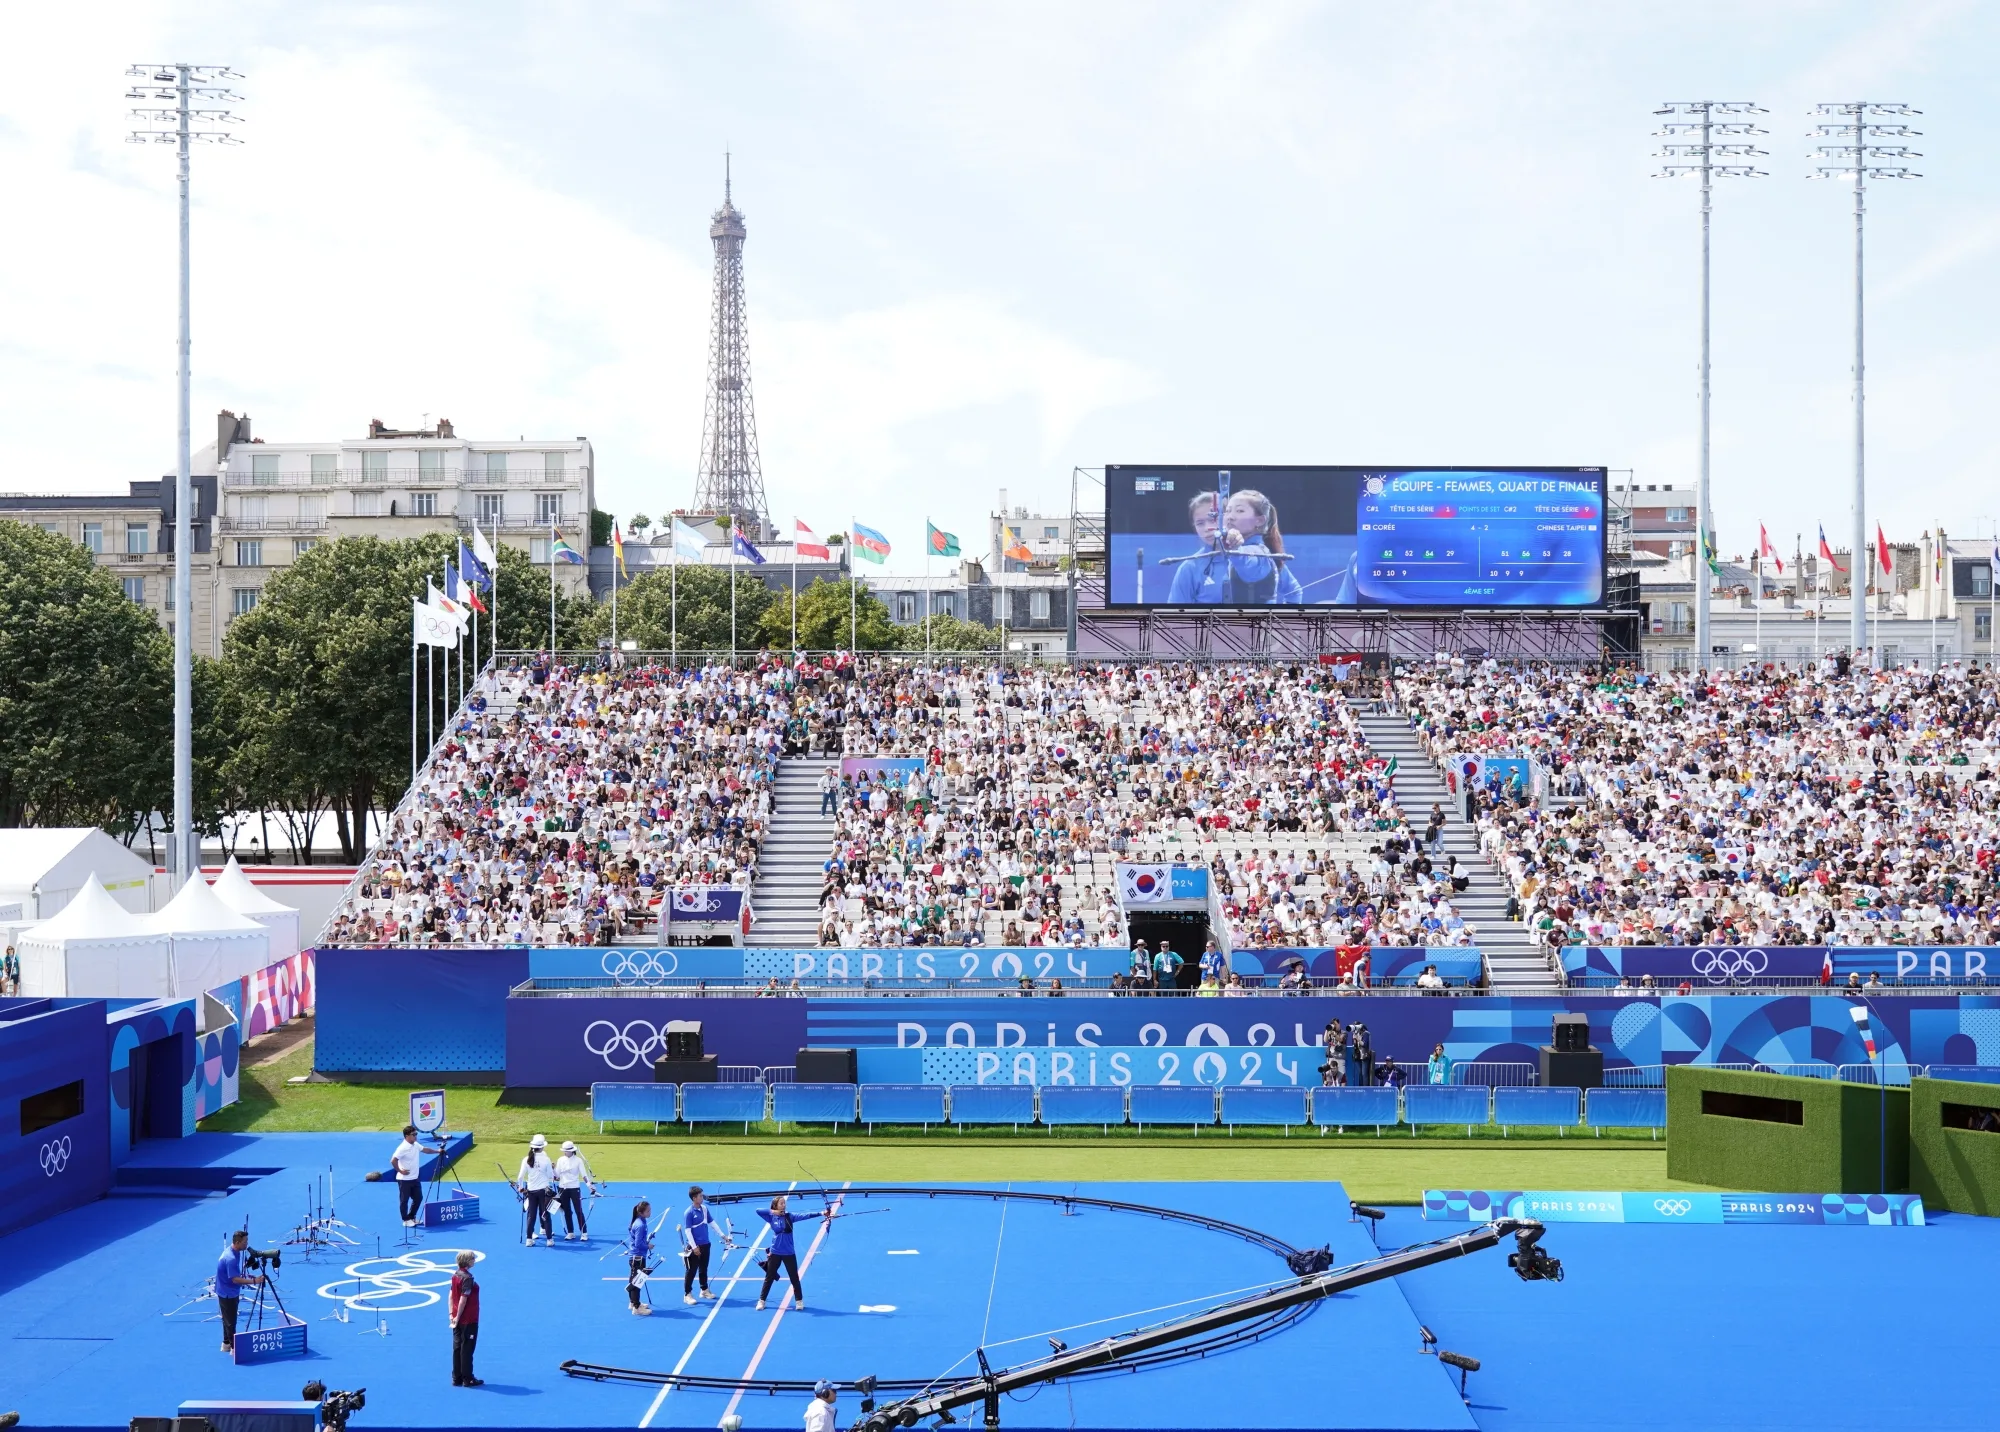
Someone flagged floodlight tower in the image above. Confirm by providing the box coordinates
[127,63,243,885]
[1810,103,1922,665]
[1654,102,1766,672]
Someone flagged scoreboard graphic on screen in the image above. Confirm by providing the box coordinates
[1104,465,1605,610]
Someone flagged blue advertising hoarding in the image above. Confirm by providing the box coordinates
[1105,465,1606,609]
[1422,1190,1926,1227]
[1563,946,1996,987]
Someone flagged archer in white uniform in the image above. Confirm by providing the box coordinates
[553,1140,598,1240]
[517,1134,556,1246]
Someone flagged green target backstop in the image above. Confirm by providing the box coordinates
[1908,1075,2000,1215]
[1666,1067,1909,1193]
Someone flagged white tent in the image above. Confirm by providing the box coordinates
[15,875,174,998]
[211,858,302,963]
[145,875,270,996]
[0,828,157,919]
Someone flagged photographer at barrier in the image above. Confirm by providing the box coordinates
[214,1230,265,1354]
[389,1125,424,1227]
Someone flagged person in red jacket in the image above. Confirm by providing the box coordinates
[449,1251,482,1387]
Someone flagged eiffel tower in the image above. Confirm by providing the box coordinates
[691,156,770,537]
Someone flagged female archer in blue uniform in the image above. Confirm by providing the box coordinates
[1165,489,1306,605]
[755,1193,827,1311]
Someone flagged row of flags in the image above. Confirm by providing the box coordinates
[1723,524,1994,589]
[414,530,500,648]
[600,517,1027,573]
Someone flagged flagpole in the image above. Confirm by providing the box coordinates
[611,543,619,653]
[924,544,931,667]
[849,518,857,653]
[548,527,557,656]
[791,534,798,653]
[730,531,738,668]
[1753,552,1761,668]
[427,638,435,758]
[671,533,679,669]
[411,615,419,784]
[488,525,499,672]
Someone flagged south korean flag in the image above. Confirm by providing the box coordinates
[1120,864,1172,906]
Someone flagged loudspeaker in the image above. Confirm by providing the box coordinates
[1551,1014,1590,1053]
[653,1054,718,1084]
[797,1047,858,1083]
[665,1020,703,1060]
[1539,1047,1604,1090]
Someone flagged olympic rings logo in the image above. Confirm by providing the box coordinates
[40,1136,72,1176]
[584,1019,669,1071]
[317,1249,485,1314]
[1653,1199,1694,1218]
[600,950,679,986]
[1689,947,1768,986]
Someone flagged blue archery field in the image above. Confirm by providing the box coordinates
[0,1134,1994,1432]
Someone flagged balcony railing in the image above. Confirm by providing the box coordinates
[217,517,329,532]
[225,466,582,489]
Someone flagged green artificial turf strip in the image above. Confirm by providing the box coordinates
[203,1042,1717,1204]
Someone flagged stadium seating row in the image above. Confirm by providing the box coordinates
[588,1081,1664,1135]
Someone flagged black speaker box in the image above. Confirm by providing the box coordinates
[1551,1014,1591,1053]
[653,1054,718,1083]
[1539,1046,1604,1090]
[797,1047,858,1083]
[665,1020,704,1060]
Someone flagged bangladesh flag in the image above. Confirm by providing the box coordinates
[927,521,961,558]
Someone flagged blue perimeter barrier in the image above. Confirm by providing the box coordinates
[1037,1086,1126,1129]
[590,1082,678,1131]
[1928,1065,2000,1085]
[860,1085,945,1129]
[1312,1087,1400,1133]
[772,1083,857,1127]
[1493,1086,1581,1134]
[948,1085,1037,1128]
[681,1083,768,1129]
[1220,1086,1308,1132]
[1402,1085,1491,1131]
[1585,1088,1667,1134]
[1130,1085,1217,1130]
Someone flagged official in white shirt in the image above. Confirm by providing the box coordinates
[804,1381,837,1432]
[552,1140,598,1241]
[389,1125,424,1226]
[516,1134,557,1246]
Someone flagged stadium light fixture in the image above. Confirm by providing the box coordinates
[126,63,243,886]
[1654,102,1766,674]
[1809,103,1922,666]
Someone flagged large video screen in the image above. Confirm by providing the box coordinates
[1104,466,1606,609]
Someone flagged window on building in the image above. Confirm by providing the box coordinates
[238,494,268,524]
[1029,590,1052,622]
[935,593,956,620]
[231,587,259,618]
[122,576,146,603]
[543,451,565,475]
[164,574,176,611]
[293,537,320,559]
[1980,609,1994,644]
[81,522,104,554]
[352,492,381,517]
[311,453,337,484]
[126,524,150,554]
[411,491,438,518]
[1042,526,1059,540]
[235,539,263,567]
[251,453,281,485]
[486,452,509,479]
[897,593,917,623]
[535,492,563,524]
[529,537,551,563]
[418,449,443,479]
[993,588,1010,622]
[1977,565,1994,599]
[363,450,388,478]
[1666,507,1692,523]
[476,493,505,526]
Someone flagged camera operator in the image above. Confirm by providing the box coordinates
[214,1230,264,1354]
[389,1125,424,1227]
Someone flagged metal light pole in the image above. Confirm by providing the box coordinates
[1655,102,1766,673]
[1811,103,1921,666]
[128,63,242,887]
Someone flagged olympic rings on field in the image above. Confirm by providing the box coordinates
[317,1249,485,1313]
[583,1019,669,1071]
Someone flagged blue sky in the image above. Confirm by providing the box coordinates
[3,1,1996,571]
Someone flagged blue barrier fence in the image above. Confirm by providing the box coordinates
[572,1080,1677,1135]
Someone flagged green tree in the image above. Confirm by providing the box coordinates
[590,508,614,548]
[576,565,776,654]
[0,521,172,831]
[755,577,898,650]
[486,540,594,653]
[628,514,653,540]
[906,610,1001,652]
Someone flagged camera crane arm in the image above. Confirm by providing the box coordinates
[851,1218,1555,1432]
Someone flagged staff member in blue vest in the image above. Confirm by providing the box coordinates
[755,1194,827,1311]
[215,1229,264,1353]
[680,1185,718,1304]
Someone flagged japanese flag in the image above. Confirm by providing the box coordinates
[1120,864,1171,905]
